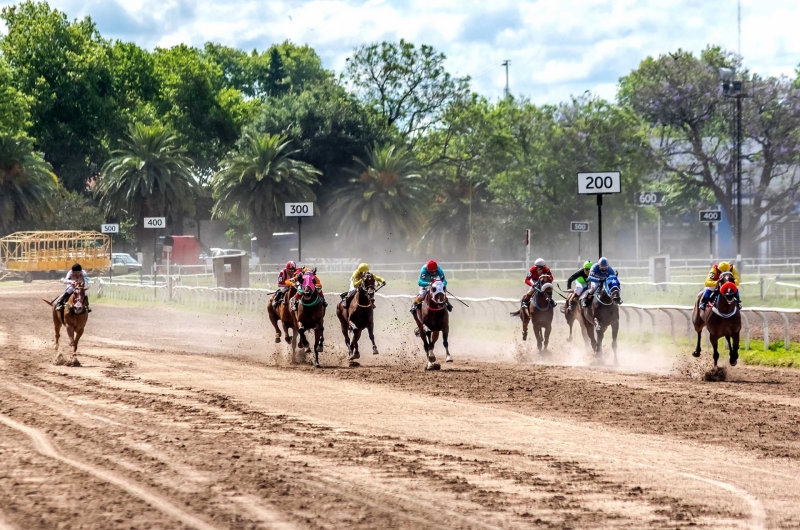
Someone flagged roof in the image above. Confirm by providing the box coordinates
[0,230,108,242]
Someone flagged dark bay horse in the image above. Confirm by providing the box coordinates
[42,281,89,367]
[510,275,554,352]
[412,280,451,371]
[336,272,379,365]
[577,276,621,364]
[692,273,741,366]
[294,269,326,368]
[267,283,299,357]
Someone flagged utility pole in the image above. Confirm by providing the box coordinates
[502,60,510,98]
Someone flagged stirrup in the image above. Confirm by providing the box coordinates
[699,302,707,310]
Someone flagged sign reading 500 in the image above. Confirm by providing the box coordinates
[577,172,621,195]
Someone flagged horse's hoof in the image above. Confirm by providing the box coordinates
[67,358,81,367]
[425,362,441,371]
[445,355,453,363]
[566,337,572,343]
[348,361,361,368]
[372,347,379,355]
[692,351,701,358]
[353,352,360,360]
[314,363,321,369]
[318,345,324,353]
[729,356,738,367]
[54,353,66,366]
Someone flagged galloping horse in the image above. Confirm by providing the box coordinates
[692,272,741,366]
[42,281,89,366]
[267,282,299,356]
[510,274,554,352]
[336,272,379,364]
[412,280,451,371]
[294,269,326,368]
[577,276,621,364]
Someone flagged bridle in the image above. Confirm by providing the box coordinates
[531,276,554,311]
[355,273,375,308]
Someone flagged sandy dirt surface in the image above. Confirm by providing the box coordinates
[1,285,800,529]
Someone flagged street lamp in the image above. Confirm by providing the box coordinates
[720,67,747,259]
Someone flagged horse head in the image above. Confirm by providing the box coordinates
[360,272,376,301]
[719,271,734,285]
[71,281,86,313]
[720,281,737,305]
[429,280,447,305]
[301,270,317,298]
[605,275,622,305]
[537,278,554,305]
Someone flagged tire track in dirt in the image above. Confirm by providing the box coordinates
[0,413,219,530]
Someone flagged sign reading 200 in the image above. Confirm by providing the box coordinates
[577,172,621,195]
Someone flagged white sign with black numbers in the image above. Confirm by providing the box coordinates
[285,202,314,217]
[635,191,665,207]
[570,222,590,232]
[577,172,621,195]
[143,217,166,228]
[699,210,722,222]
[101,223,119,234]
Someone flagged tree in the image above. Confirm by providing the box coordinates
[0,134,59,234]
[344,40,470,139]
[264,47,289,96]
[95,123,198,271]
[0,57,32,137]
[211,132,320,256]
[327,144,427,244]
[1,1,115,191]
[620,47,800,255]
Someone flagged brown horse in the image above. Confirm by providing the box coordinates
[412,280,451,371]
[336,272,380,365]
[692,272,741,366]
[42,281,89,366]
[293,269,326,368]
[510,275,554,352]
[267,283,300,357]
[576,276,621,365]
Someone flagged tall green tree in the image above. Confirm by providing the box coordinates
[95,123,198,271]
[328,143,427,244]
[1,1,115,191]
[344,40,470,140]
[0,135,59,234]
[211,132,320,256]
[0,57,32,137]
[620,47,800,255]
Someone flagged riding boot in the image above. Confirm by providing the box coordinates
[699,302,707,310]
[410,302,417,314]
[581,296,590,308]
[85,295,92,313]
[54,292,69,311]
[520,295,530,309]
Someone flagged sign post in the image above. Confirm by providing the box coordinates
[578,172,621,258]
[699,210,722,262]
[284,202,314,262]
[144,217,165,285]
[101,224,119,280]
[570,222,589,262]
[634,191,665,259]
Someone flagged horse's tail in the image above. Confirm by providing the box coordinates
[510,310,521,317]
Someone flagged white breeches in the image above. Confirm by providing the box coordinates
[573,283,585,296]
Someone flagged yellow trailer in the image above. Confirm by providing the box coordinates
[0,231,111,282]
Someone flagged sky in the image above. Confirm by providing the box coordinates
[3,0,799,103]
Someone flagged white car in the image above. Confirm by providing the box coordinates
[112,253,142,275]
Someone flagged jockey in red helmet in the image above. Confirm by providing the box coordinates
[411,260,452,313]
[520,258,555,309]
[273,261,297,309]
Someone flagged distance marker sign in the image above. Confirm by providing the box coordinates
[577,172,621,195]
[699,210,722,223]
[143,217,165,228]
[635,191,665,207]
[570,222,589,232]
[101,223,119,234]
[284,202,314,217]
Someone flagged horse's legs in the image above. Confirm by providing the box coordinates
[611,320,619,365]
[442,324,452,363]
[566,318,573,342]
[281,320,291,344]
[533,323,544,351]
[338,312,351,352]
[710,334,720,367]
[268,306,282,343]
[520,310,529,341]
[351,328,362,360]
[543,322,552,352]
[367,317,378,355]
[692,332,702,357]
[595,326,605,361]
[312,327,321,368]
[52,313,65,365]
[429,330,439,363]
[66,324,75,348]
[298,325,309,348]
[729,334,740,367]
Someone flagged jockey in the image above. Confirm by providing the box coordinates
[521,258,556,308]
[566,261,592,311]
[699,261,741,310]
[272,261,297,309]
[581,257,620,307]
[341,263,386,306]
[55,263,91,312]
[292,265,327,309]
[411,259,453,313]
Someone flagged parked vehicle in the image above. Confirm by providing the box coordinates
[0,230,111,282]
[112,253,142,275]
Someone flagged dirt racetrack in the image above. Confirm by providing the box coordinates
[2,284,800,529]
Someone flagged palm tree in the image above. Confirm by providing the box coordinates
[0,135,59,234]
[328,144,427,244]
[95,123,198,271]
[211,132,321,256]
[419,180,487,258]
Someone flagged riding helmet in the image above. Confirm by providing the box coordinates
[426,260,438,272]
[583,261,593,270]
[534,258,546,268]
[71,263,82,272]
[598,257,609,269]
[718,261,732,272]
[285,261,296,270]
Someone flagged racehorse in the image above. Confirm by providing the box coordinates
[336,272,379,365]
[577,276,621,364]
[267,282,300,358]
[294,269,326,368]
[692,272,741,366]
[510,274,554,352]
[42,280,89,366]
[412,280,451,370]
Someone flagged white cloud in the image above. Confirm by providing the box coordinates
[1,0,798,103]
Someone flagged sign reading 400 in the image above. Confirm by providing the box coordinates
[577,172,621,195]
[143,217,166,228]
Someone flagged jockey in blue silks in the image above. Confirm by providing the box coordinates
[580,257,621,307]
[411,259,453,313]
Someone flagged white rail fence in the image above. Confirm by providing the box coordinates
[97,279,800,352]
